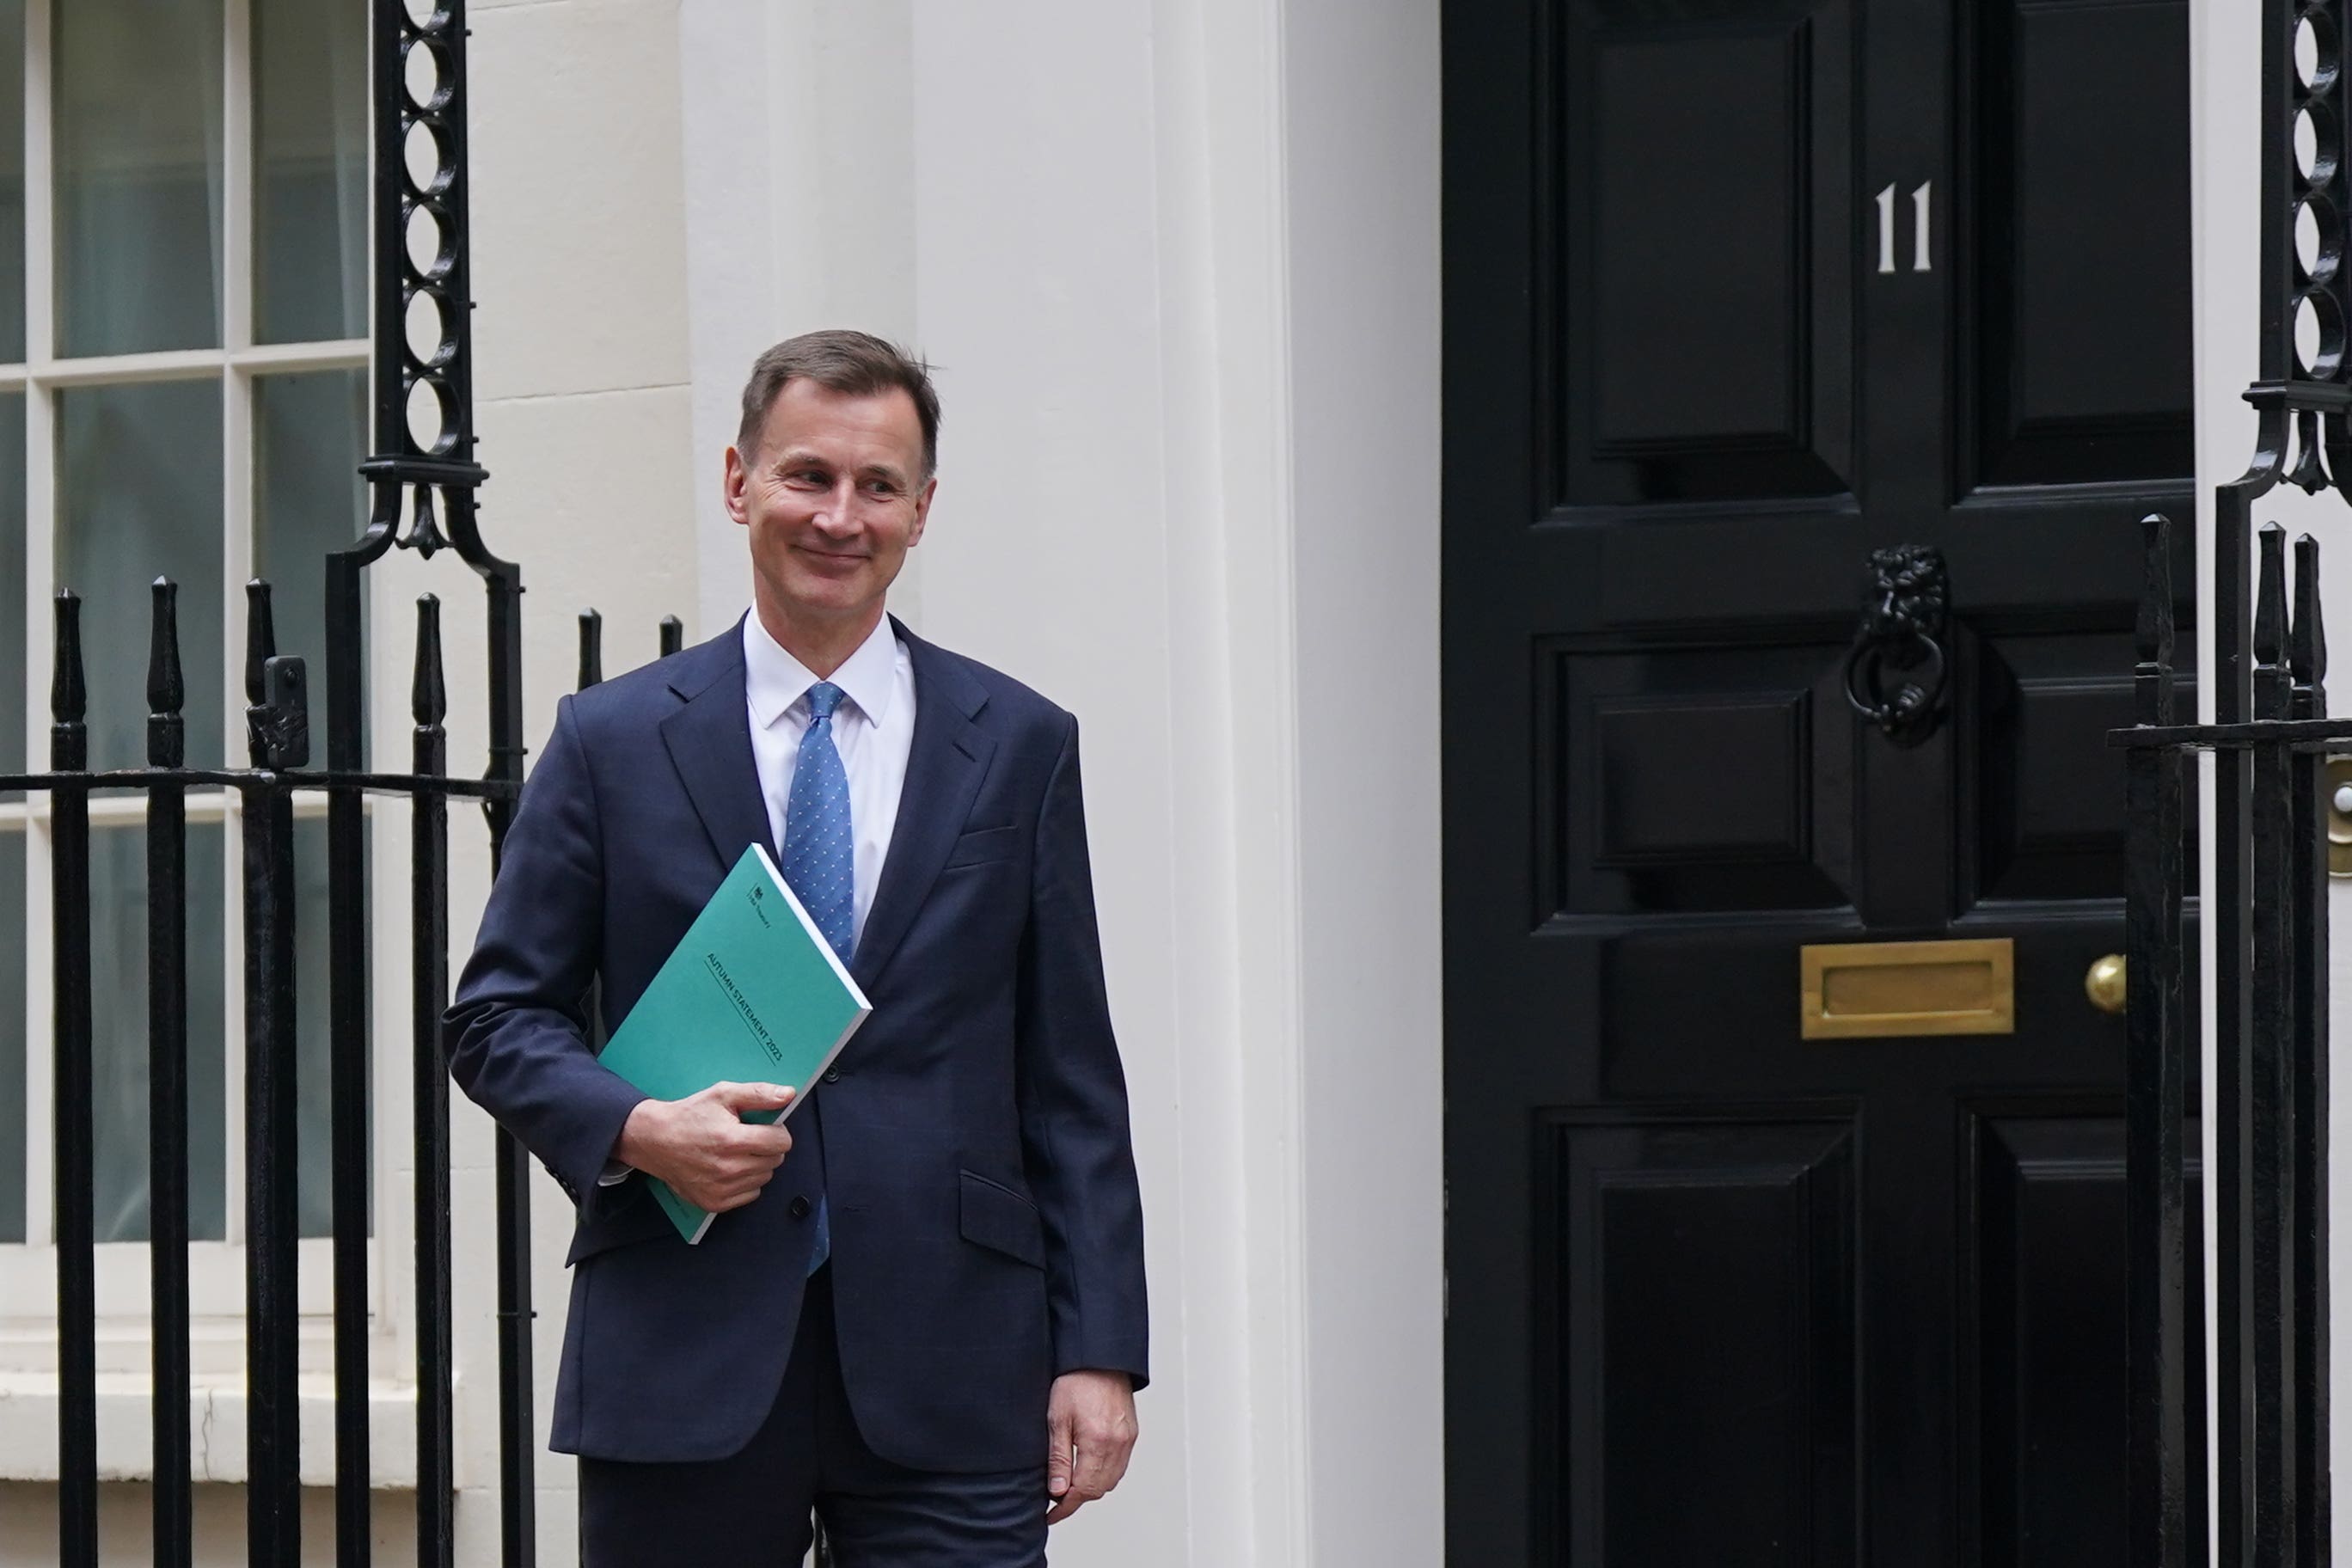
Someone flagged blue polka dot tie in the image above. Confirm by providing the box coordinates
[781,681,852,1274]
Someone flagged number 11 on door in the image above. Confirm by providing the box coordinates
[1877,181,1932,274]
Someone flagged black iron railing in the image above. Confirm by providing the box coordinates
[2117,514,2337,1567]
[2116,514,2336,1566]
[3,2,713,1564]
[18,579,689,1568]
[2116,2,2352,1562]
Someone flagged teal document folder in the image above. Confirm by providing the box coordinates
[595,843,873,1242]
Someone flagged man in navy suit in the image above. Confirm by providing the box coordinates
[446,330,1148,1565]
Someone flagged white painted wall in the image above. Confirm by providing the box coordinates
[1278,3,1444,1556]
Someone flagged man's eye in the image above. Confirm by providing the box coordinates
[787,469,826,487]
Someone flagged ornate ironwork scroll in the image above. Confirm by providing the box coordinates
[336,3,536,1565]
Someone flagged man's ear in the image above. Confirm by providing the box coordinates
[723,445,751,527]
[908,475,938,548]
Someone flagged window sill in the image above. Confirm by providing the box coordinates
[0,1372,438,1490]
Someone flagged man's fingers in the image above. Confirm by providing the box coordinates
[1046,1406,1075,1500]
[1044,1416,1087,1525]
[701,1173,776,1211]
[723,1124,793,1164]
[707,1080,796,1115]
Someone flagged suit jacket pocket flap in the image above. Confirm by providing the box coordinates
[959,1168,1046,1268]
[941,824,1020,870]
[564,1180,677,1266]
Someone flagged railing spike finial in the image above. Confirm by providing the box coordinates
[148,579,184,769]
[2294,534,2329,692]
[245,579,278,708]
[2257,524,2289,671]
[660,615,683,659]
[413,595,446,731]
[50,590,84,732]
[578,609,603,692]
[2136,513,2176,677]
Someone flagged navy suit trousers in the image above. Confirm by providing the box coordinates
[579,1266,1050,1567]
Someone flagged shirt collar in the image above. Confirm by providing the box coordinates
[743,610,902,732]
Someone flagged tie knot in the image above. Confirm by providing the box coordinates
[805,682,846,722]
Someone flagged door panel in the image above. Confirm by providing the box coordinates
[1553,0,1857,508]
[1963,0,2193,493]
[1968,1116,2208,1565]
[1540,640,1853,916]
[1542,1118,1858,1565]
[1976,631,2196,902]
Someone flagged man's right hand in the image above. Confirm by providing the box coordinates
[611,1081,797,1213]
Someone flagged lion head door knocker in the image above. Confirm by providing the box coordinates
[1843,544,1951,746]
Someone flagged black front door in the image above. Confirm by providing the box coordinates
[1442,0,2197,1561]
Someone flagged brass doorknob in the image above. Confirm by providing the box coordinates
[2086,953,2127,1015]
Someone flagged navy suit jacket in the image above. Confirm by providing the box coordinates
[444,616,1148,1472]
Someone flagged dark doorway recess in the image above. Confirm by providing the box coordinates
[1440,0,2203,1560]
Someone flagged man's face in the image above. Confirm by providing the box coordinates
[724,378,936,639]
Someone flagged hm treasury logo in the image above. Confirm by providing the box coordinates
[749,879,772,926]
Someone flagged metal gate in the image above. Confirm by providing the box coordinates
[2118,0,2352,1562]
[7,3,686,1563]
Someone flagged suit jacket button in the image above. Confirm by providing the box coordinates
[789,1196,812,1220]
[824,1068,842,1084]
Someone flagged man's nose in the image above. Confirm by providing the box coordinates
[810,480,862,531]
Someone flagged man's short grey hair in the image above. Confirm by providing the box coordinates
[736,329,941,478]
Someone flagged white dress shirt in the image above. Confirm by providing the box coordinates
[741,609,917,952]
[599,611,916,1185]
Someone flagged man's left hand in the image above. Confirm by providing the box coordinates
[1045,1369,1137,1523]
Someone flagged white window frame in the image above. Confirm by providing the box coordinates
[0,0,413,1471]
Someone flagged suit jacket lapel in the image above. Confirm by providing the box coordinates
[853,620,996,990]
[658,622,770,874]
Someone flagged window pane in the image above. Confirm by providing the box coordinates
[256,368,365,722]
[56,0,225,357]
[0,0,27,365]
[58,382,224,771]
[0,828,21,1243]
[254,0,365,344]
[89,820,228,1244]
